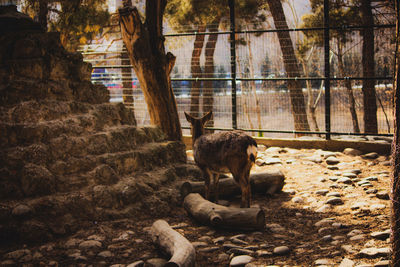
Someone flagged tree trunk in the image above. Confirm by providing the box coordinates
[180,170,285,199]
[202,22,219,131]
[118,1,182,141]
[121,45,134,110]
[149,220,196,267]
[190,25,206,118]
[360,0,378,134]
[391,1,400,264]
[183,193,266,230]
[267,0,310,134]
[337,41,360,133]
[38,0,48,31]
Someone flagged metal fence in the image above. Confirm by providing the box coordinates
[80,0,396,139]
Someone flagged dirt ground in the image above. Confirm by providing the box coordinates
[0,145,393,267]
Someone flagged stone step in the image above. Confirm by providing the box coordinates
[0,164,190,244]
[0,102,137,149]
[1,141,186,200]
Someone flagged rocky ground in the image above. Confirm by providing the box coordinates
[0,145,393,267]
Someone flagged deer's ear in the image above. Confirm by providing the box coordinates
[201,111,212,124]
[184,112,194,124]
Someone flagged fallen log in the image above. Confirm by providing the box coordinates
[180,170,285,199]
[183,193,266,230]
[149,219,196,267]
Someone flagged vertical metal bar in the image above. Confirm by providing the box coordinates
[229,0,237,129]
[324,0,331,140]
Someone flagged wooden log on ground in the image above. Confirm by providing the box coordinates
[180,170,285,199]
[183,193,265,230]
[149,219,196,267]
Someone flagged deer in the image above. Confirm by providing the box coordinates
[185,111,257,208]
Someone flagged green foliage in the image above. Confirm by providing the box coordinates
[21,0,110,51]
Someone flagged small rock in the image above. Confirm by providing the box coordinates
[146,258,168,267]
[98,250,112,258]
[273,246,290,255]
[315,258,331,265]
[213,237,226,244]
[350,234,366,241]
[127,261,145,267]
[366,189,378,194]
[348,229,364,237]
[338,177,352,184]
[218,253,229,262]
[79,240,102,249]
[321,235,332,242]
[192,241,208,248]
[12,204,33,217]
[326,197,344,205]
[341,244,357,254]
[329,176,339,181]
[364,176,378,181]
[374,260,390,267]
[199,247,219,253]
[351,202,369,210]
[326,156,340,165]
[363,152,379,159]
[230,255,253,266]
[376,191,389,200]
[370,204,386,211]
[359,247,391,257]
[256,250,273,257]
[339,257,355,267]
[0,260,15,266]
[316,204,331,213]
[6,249,31,260]
[316,189,329,196]
[343,148,362,156]
[371,230,391,240]
[327,192,341,197]
[227,248,254,256]
[292,196,304,203]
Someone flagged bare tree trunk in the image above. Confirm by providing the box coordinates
[190,25,206,118]
[202,22,219,130]
[38,0,48,31]
[267,0,310,134]
[245,31,262,135]
[336,41,360,133]
[118,1,182,141]
[391,1,400,264]
[361,0,378,134]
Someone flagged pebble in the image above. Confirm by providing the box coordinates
[341,244,357,254]
[376,191,389,200]
[349,234,366,241]
[314,258,331,265]
[227,248,254,256]
[213,237,226,244]
[326,156,340,165]
[339,258,355,267]
[127,261,145,267]
[79,240,102,249]
[374,260,390,267]
[98,250,112,258]
[359,247,391,257]
[230,255,253,266]
[337,177,352,184]
[348,229,363,237]
[6,249,31,260]
[316,204,331,213]
[292,196,304,203]
[327,192,341,197]
[199,246,219,253]
[370,204,386,211]
[326,197,344,205]
[12,204,33,217]
[192,241,208,248]
[366,189,378,194]
[371,230,391,240]
[316,189,330,196]
[343,148,362,156]
[273,246,290,255]
[342,172,358,178]
[363,152,379,159]
[256,250,273,257]
[146,258,167,267]
[364,176,378,181]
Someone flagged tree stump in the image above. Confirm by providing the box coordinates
[183,193,265,230]
[180,170,285,199]
[149,219,196,267]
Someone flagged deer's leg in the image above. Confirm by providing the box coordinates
[213,173,220,204]
[237,169,251,208]
[202,168,212,200]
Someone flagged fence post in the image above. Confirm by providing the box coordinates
[324,0,331,140]
[229,0,237,129]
